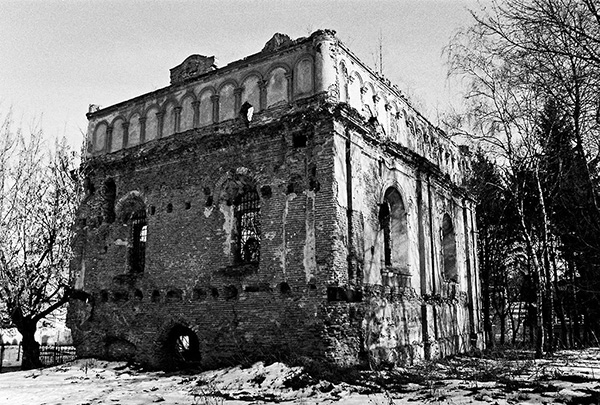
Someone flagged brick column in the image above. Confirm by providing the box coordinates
[106,125,113,153]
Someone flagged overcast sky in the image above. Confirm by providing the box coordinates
[0,0,484,149]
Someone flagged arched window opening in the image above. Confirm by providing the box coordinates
[442,213,458,282]
[379,187,409,272]
[234,186,261,264]
[102,178,117,223]
[379,202,392,266]
[129,210,147,273]
[165,325,200,366]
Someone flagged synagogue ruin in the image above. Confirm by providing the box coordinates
[67,30,484,369]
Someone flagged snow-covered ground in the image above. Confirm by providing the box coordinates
[1,348,600,404]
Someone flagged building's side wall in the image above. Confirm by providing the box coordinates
[68,106,341,368]
[321,110,483,366]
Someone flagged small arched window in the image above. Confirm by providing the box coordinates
[378,187,409,271]
[442,213,457,282]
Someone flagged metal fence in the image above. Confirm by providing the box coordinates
[0,343,77,371]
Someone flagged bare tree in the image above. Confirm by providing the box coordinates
[0,109,80,369]
[446,0,600,355]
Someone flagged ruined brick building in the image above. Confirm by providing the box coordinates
[67,30,484,369]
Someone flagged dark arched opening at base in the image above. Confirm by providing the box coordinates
[164,324,201,368]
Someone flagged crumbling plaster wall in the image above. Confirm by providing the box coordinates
[323,108,482,365]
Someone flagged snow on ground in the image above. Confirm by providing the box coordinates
[1,349,600,404]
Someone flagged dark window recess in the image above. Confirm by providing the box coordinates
[205,195,214,207]
[210,287,219,298]
[113,290,129,302]
[185,201,191,210]
[287,175,304,195]
[245,285,260,293]
[102,178,117,223]
[150,205,156,215]
[379,202,392,266]
[166,289,183,302]
[166,203,173,213]
[100,290,109,302]
[151,290,161,302]
[234,188,261,264]
[129,211,147,273]
[260,185,272,199]
[223,285,238,300]
[442,214,458,282]
[239,101,254,127]
[379,187,408,271]
[166,325,200,364]
[327,286,348,302]
[279,282,291,294]
[292,133,307,147]
[246,283,272,292]
[192,288,207,301]
[134,289,143,301]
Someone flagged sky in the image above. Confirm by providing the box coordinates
[0,0,485,150]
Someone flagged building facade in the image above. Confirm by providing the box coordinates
[67,30,483,369]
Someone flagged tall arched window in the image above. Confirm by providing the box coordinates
[378,187,409,271]
[233,184,261,264]
[130,210,147,273]
[102,178,117,224]
[442,213,457,282]
[117,193,147,274]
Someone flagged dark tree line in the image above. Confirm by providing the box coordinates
[447,0,600,355]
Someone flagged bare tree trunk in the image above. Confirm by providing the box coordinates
[511,300,523,346]
[15,317,42,370]
[533,165,555,353]
[499,311,506,345]
[516,201,544,357]
[551,240,568,348]
[571,260,579,347]
[481,237,494,348]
